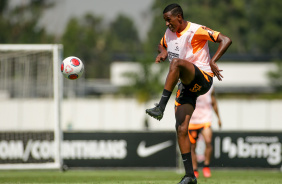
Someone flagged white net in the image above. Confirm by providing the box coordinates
[0,44,63,170]
[0,50,53,98]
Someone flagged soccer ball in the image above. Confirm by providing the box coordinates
[61,56,84,80]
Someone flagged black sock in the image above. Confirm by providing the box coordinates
[158,89,172,112]
[204,164,210,168]
[182,152,195,177]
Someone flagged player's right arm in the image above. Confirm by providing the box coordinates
[155,35,168,63]
[155,44,168,63]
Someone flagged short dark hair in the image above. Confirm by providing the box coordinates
[163,3,184,18]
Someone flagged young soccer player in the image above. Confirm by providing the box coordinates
[145,3,231,184]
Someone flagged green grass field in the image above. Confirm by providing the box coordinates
[0,169,281,184]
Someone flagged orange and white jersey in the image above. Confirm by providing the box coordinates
[160,22,220,74]
[190,85,214,125]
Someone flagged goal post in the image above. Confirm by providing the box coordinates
[0,44,63,170]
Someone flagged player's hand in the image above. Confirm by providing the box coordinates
[210,61,223,81]
[155,51,167,63]
[218,119,222,129]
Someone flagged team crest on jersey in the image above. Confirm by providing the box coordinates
[175,46,179,51]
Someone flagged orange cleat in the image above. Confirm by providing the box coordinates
[194,170,199,178]
[203,167,211,178]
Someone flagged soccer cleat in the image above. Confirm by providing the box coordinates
[194,170,199,178]
[203,167,211,178]
[145,103,164,121]
[178,175,197,184]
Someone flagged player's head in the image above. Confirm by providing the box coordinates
[163,3,184,19]
[163,4,184,33]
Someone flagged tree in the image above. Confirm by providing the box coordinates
[62,14,110,78]
[106,14,142,60]
[121,56,167,103]
[62,13,142,78]
[145,0,282,55]
[268,60,282,91]
[0,0,54,43]
[247,0,282,54]
[120,55,168,129]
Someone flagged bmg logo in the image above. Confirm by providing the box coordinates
[215,136,281,165]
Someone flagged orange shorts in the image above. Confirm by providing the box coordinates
[188,122,211,144]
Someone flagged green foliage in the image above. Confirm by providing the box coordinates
[146,0,282,55]
[1,0,282,91]
[106,14,141,55]
[267,60,282,91]
[247,0,282,54]
[0,0,54,43]
[61,14,110,78]
[62,13,142,78]
[120,56,168,103]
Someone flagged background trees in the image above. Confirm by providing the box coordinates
[1,0,282,80]
[0,0,54,43]
[61,14,109,78]
[146,0,282,55]
[62,13,142,78]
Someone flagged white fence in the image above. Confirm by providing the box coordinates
[111,62,277,89]
[0,98,282,131]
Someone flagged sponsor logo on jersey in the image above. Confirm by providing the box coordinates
[168,51,179,61]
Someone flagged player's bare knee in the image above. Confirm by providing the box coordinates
[170,58,181,69]
[176,123,188,137]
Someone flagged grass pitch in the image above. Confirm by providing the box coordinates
[0,169,281,184]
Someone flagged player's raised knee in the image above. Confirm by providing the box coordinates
[170,58,181,67]
[176,123,188,136]
[170,58,184,71]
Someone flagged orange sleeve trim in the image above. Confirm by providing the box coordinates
[160,34,167,48]
[163,34,167,48]
[191,26,220,54]
[188,122,211,130]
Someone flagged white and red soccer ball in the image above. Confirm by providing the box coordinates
[61,56,84,80]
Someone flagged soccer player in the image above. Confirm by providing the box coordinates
[145,3,232,184]
[188,85,222,178]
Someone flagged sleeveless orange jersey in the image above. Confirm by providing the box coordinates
[160,22,220,74]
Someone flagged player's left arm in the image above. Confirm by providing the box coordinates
[211,89,222,129]
[210,33,232,81]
